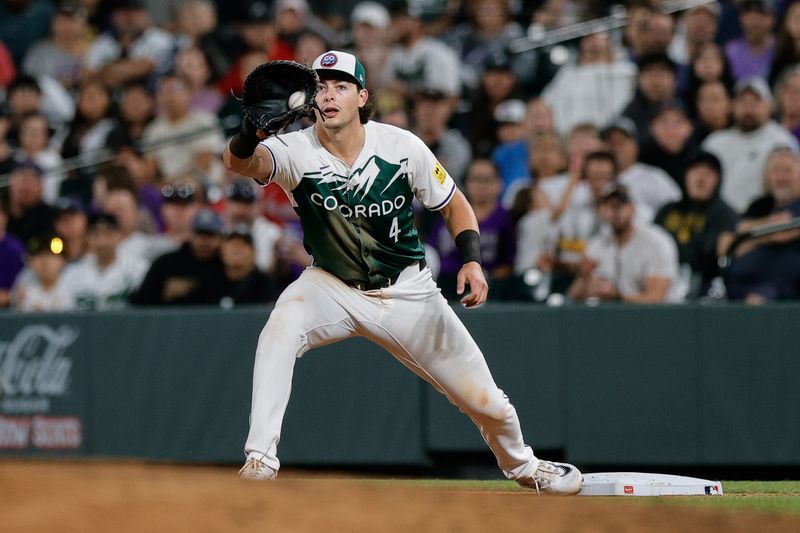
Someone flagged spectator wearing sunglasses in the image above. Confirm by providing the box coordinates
[159,177,205,247]
[222,178,282,274]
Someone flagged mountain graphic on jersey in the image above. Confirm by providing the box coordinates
[293,155,425,285]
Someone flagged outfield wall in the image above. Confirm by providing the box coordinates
[1,304,798,467]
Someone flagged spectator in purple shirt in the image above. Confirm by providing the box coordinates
[0,198,26,308]
[724,0,776,81]
[428,159,515,300]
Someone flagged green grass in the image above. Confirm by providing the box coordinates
[364,479,800,514]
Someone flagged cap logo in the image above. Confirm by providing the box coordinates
[321,53,338,67]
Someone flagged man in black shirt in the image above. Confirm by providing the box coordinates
[6,160,59,245]
[655,151,738,297]
[130,208,226,305]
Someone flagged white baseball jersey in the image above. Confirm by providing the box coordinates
[262,121,457,284]
[60,254,148,311]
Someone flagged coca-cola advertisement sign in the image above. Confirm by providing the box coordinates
[0,324,84,451]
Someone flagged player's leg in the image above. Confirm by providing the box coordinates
[241,268,358,478]
[360,266,581,493]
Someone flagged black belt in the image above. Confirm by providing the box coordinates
[345,259,426,291]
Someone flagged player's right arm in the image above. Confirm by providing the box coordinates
[222,118,274,181]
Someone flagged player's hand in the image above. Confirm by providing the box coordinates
[457,262,488,308]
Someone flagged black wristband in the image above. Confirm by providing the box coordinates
[455,229,481,264]
[228,118,260,159]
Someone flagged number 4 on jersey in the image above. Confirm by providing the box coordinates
[389,216,400,242]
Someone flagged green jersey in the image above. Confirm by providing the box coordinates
[262,121,456,285]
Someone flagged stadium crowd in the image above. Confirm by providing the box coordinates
[1,0,800,311]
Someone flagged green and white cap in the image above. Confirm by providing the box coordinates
[312,50,367,89]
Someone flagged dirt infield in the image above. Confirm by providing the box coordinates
[1,460,799,533]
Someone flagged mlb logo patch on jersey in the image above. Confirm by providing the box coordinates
[433,162,446,184]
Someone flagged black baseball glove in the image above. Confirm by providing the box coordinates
[240,60,320,135]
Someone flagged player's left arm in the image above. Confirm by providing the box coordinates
[439,189,488,308]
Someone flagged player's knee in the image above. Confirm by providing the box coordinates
[463,388,512,422]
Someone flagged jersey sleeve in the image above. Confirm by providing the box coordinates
[261,135,305,191]
[406,134,457,210]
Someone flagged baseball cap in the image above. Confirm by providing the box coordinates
[193,208,223,235]
[161,182,197,204]
[737,0,774,14]
[686,150,722,176]
[11,159,44,177]
[351,1,390,28]
[225,179,258,203]
[54,196,85,214]
[224,223,255,245]
[688,1,720,17]
[114,0,146,11]
[494,99,526,124]
[245,1,272,22]
[638,53,677,74]
[276,0,309,15]
[601,117,638,140]
[57,1,87,17]
[88,212,120,230]
[734,75,773,103]
[313,50,367,89]
[599,182,632,204]
[484,52,513,71]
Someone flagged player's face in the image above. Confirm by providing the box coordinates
[315,78,367,129]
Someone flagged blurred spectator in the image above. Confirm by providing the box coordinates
[602,118,682,221]
[349,2,393,92]
[641,12,677,60]
[16,112,64,203]
[173,0,231,81]
[59,212,148,310]
[0,199,25,308]
[467,53,519,157]
[386,0,461,98]
[491,99,528,191]
[203,224,275,306]
[4,75,44,146]
[568,183,682,304]
[622,1,653,61]
[427,159,515,300]
[82,0,175,88]
[669,2,720,65]
[294,30,328,66]
[703,76,799,212]
[442,0,524,93]
[776,66,800,144]
[59,80,115,201]
[0,108,12,174]
[6,160,59,243]
[724,148,800,302]
[12,233,72,312]
[680,42,735,111]
[547,124,605,217]
[768,0,800,86]
[105,186,174,265]
[542,32,637,136]
[159,178,204,246]
[141,0,182,29]
[502,130,568,211]
[724,0,776,81]
[0,40,14,89]
[52,196,88,263]
[174,46,225,114]
[130,208,225,305]
[142,74,225,184]
[105,82,156,151]
[655,151,738,298]
[273,0,338,53]
[22,1,92,92]
[523,97,555,137]
[91,162,157,232]
[222,178,282,274]
[640,102,699,189]
[692,80,734,143]
[411,87,471,183]
[622,53,682,145]
[0,0,55,65]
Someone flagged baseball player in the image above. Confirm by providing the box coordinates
[222,51,583,494]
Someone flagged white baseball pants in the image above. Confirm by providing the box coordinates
[244,264,537,481]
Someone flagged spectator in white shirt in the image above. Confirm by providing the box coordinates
[703,76,799,212]
[601,117,682,221]
[568,183,682,304]
[12,234,72,312]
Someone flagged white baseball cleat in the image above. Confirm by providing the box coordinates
[238,458,278,480]
[517,460,583,495]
